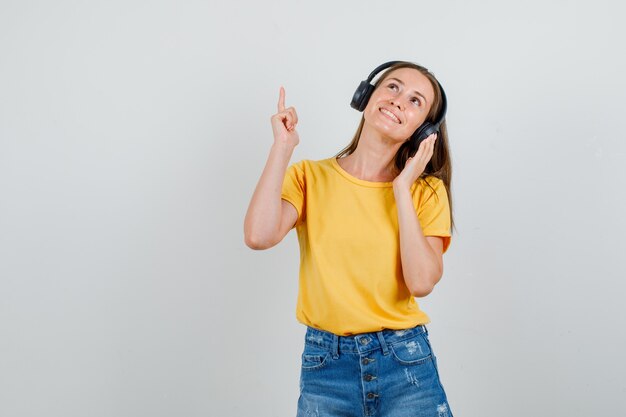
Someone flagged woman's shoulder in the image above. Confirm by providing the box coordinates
[417,174,445,189]
[289,157,335,170]
[413,175,448,203]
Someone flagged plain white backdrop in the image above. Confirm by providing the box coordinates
[1,1,625,416]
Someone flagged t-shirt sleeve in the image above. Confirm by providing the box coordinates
[281,160,306,229]
[415,177,452,254]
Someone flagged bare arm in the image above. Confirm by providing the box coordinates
[394,185,444,297]
[244,86,300,250]
[244,143,298,249]
[392,134,443,296]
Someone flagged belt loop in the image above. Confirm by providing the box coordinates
[331,334,339,359]
[375,331,389,355]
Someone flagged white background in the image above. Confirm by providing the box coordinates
[1,1,625,416]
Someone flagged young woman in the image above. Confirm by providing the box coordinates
[244,61,455,417]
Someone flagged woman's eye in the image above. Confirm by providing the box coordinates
[388,83,420,105]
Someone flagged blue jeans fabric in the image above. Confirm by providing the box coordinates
[297,324,454,417]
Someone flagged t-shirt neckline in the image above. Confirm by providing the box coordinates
[330,156,395,188]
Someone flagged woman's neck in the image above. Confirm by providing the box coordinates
[338,128,404,182]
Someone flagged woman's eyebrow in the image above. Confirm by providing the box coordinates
[386,77,428,104]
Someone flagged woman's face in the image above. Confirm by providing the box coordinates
[363,67,436,142]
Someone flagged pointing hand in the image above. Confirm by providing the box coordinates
[270,86,300,147]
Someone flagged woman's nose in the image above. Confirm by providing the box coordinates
[389,99,402,110]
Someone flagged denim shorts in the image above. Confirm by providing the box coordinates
[297,324,454,417]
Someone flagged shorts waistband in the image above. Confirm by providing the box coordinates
[303,324,429,357]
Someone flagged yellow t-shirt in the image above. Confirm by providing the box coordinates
[281,156,452,336]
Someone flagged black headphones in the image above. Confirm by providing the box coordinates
[350,60,447,144]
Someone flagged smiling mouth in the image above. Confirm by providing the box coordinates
[379,108,401,124]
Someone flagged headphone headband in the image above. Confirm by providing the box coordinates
[365,61,403,82]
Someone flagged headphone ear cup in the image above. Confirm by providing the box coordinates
[350,81,375,112]
[409,123,439,156]
[411,123,437,143]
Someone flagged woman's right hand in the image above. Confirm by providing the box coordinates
[271,86,300,147]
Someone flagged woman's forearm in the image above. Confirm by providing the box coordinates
[244,142,296,249]
[393,185,442,297]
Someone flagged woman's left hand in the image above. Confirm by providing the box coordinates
[392,133,437,190]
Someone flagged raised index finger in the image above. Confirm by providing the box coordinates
[278,86,286,112]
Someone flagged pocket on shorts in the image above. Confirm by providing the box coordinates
[389,333,432,366]
[301,343,331,371]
